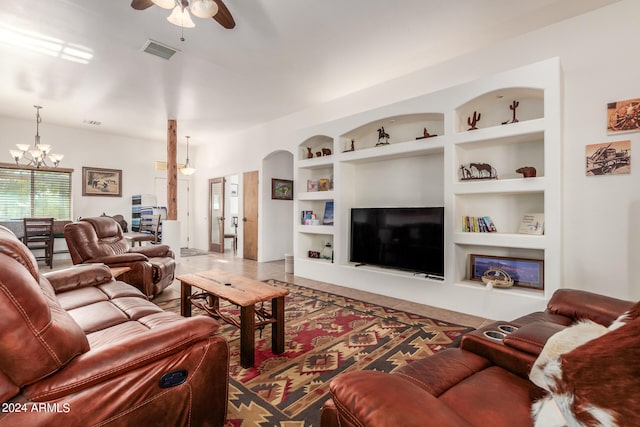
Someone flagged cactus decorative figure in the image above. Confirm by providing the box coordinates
[467,111,481,130]
[502,100,520,124]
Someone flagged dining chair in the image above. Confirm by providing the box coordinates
[23,217,55,268]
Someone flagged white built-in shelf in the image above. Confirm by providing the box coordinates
[297,225,335,235]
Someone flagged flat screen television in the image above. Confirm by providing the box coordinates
[350,207,444,278]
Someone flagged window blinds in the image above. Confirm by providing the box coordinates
[0,166,72,220]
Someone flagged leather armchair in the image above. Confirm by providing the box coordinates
[0,225,229,427]
[321,289,634,427]
[64,217,176,298]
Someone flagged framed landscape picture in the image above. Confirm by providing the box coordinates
[82,167,122,197]
[469,254,544,290]
[271,178,293,200]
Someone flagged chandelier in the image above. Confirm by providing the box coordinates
[9,105,64,168]
[180,136,196,175]
[152,0,219,29]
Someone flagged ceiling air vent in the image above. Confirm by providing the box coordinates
[142,39,180,60]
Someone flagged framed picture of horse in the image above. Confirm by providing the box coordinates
[82,167,122,197]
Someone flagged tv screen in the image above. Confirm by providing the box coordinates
[350,207,444,278]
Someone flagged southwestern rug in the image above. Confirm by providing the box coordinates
[157,280,474,427]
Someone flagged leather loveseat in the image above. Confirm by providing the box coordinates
[64,217,176,298]
[321,289,636,427]
[0,225,229,426]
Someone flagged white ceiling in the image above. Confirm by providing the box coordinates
[0,0,618,144]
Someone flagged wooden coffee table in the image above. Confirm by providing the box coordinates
[177,270,289,368]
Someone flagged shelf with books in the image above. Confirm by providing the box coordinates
[453,232,547,250]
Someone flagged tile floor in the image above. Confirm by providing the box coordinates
[52,251,494,329]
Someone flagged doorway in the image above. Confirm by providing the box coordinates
[208,177,225,253]
[243,170,259,260]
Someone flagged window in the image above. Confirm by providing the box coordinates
[0,165,73,220]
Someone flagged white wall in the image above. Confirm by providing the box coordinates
[261,150,294,262]
[196,0,640,303]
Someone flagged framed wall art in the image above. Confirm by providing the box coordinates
[585,140,631,176]
[82,167,122,197]
[469,254,544,290]
[607,98,640,134]
[271,178,293,200]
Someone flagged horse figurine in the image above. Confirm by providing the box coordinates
[376,126,390,145]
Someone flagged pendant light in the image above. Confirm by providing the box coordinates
[180,136,196,175]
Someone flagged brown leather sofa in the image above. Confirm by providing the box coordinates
[321,289,634,427]
[64,217,176,298]
[0,225,229,426]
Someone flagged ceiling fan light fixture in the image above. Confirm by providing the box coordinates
[189,0,219,19]
[152,0,176,10]
[167,5,196,28]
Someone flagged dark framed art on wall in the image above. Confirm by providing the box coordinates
[271,178,293,200]
[82,167,122,197]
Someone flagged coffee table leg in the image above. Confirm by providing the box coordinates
[240,304,255,368]
[272,296,285,354]
[180,281,192,317]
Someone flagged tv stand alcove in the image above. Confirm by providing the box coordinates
[293,58,562,320]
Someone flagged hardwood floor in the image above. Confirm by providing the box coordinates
[52,251,493,329]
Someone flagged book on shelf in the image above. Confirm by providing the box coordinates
[518,213,544,235]
[462,216,497,232]
[322,201,334,225]
[301,210,315,225]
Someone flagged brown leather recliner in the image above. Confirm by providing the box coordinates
[321,289,635,427]
[0,225,229,426]
[64,217,176,298]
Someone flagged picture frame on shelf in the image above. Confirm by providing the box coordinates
[318,178,330,191]
[271,178,293,200]
[518,213,544,235]
[469,254,544,290]
[82,167,122,197]
[307,180,318,192]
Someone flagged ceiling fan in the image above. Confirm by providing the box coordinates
[131,0,235,29]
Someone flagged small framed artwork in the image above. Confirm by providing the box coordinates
[307,180,318,192]
[607,98,640,133]
[230,183,238,197]
[469,254,544,290]
[585,140,631,176]
[82,167,122,197]
[271,178,293,200]
[318,178,330,191]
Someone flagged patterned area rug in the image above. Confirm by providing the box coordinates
[157,280,473,427]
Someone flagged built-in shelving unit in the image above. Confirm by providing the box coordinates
[293,58,562,320]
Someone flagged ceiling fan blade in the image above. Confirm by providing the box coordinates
[131,0,154,10]
[212,0,235,29]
